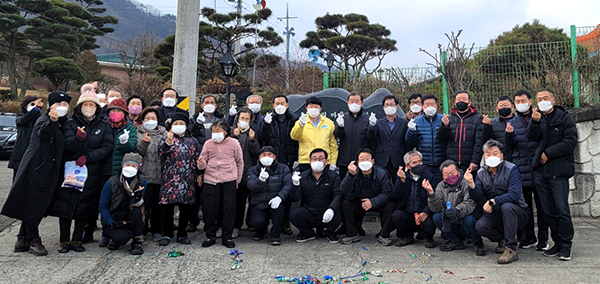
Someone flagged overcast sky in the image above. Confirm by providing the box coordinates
[135,0,600,69]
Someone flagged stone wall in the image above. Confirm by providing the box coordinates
[569,106,600,217]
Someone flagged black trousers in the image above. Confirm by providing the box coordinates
[475,203,529,250]
[18,221,40,243]
[248,204,285,238]
[202,181,236,240]
[385,160,397,185]
[143,183,163,235]
[342,199,396,238]
[235,182,250,229]
[290,207,342,237]
[189,183,201,227]
[533,171,574,249]
[104,207,144,246]
[521,186,549,244]
[391,209,436,238]
[59,218,86,243]
[162,204,191,239]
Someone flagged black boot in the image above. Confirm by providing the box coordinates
[14,235,29,253]
[130,240,144,255]
[29,238,48,256]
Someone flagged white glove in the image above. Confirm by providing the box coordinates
[119,129,130,144]
[229,105,237,116]
[264,112,273,124]
[369,113,377,126]
[269,196,282,209]
[196,112,205,123]
[329,164,337,171]
[322,209,334,223]
[292,171,301,186]
[336,112,345,127]
[259,167,269,182]
[298,112,307,126]
[408,119,416,131]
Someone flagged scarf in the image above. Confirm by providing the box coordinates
[109,116,129,130]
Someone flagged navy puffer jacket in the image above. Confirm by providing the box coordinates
[506,111,537,187]
[405,114,446,167]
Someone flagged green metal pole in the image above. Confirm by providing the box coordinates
[323,72,329,90]
[441,51,449,114]
[570,25,580,108]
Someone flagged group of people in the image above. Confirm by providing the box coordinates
[1,84,578,265]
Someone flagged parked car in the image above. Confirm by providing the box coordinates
[0,113,17,157]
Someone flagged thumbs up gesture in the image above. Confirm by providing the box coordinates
[299,112,307,126]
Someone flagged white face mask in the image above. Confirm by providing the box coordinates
[81,107,96,118]
[122,166,138,178]
[410,104,422,113]
[203,104,216,114]
[307,108,320,118]
[424,106,437,117]
[212,132,224,143]
[485,156,502,168]
[538,101,552,112]
[384,106,397,116]
[55,106,69,117]
[143,120,157,130]
[310,161,324,172]
[260,156,274,166]
[358,161,373,171]
[515,103,529,113]
[163,97,176,108]
[238,120,249,131]
[248,103,261,114]
[107,97,116,105]
[171,125,186,135]
[274,105,287,115]
[100,102,107,108]
[348,103,361,113]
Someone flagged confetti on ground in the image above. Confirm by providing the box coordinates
[362,246,368,251]
[462,276,485,280]
[229,249,244,270]
[167,250,185,258]
[443,270,455,275]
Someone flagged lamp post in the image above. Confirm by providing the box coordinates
[324,52,335,74]
[219,51,239,112]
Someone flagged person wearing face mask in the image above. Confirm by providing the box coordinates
[102,87,122,120]
[291,97,338,172]
[197,119,244,248]
[391,150,439,249]
[467,140,529,264]
[157,88,189,127]
[126,95,146,127]
[527,89,577,261]
[367,95,410,180]
[405,93,423,121]
[227,94,265,132]
[340,149,396,246]
[97,93,107,108]
[98,153,147,255]
[506,89,549,251]
[290,148,342,244]
[425,159,484,256]
[2,91,71,256]
[135,108,167,242]
[47,84,114,252]
[157,112,202,247]
[246,146,292,246]
[189,94,225,145]
[105,98,138,176]
[405,94,446,181]
[437,90,484,174]
[8,95,43,177]
[482,96,515,160]
[259,95,298,169]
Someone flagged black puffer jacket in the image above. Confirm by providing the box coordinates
[506,111,537,187]
[258,110,298,168]
[291,167,342,215]
[333,110,372,167]
[9,109,41,169]
[483,116,513,161]
[188,110,225,145]
[247,161,292,210]
[526,106,578,178]
[340,165,392,209]
[437,107,483,167]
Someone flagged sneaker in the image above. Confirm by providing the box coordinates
[222,239,235,248]
[536,242,550,251]
[424,236,436,248]
[130,241,144,255]
[296,235,316,243]
[498,247,519,264]
[270,237,282,246]
[14,235,29,253]
[232,228,240,239]
[440,240,465,251]
[341,235,361,244]
[558,247,571,261]
[357,225,366,236]
[186,224,198,233]
[326,234,339,244]
[474,241,487,256]
[216,228,222,238]
[378,235,393,246]
[396,236,415,247]
[282,223,293,235]
[202,238,216,248]
[70,242,86,252]
[58,243,70,254]
[543,244,561,257]
[158,237,171,247]
[176,237,191,245]
[416,231,426,240]
[519,239,538,249]
[29,238,48,256]
[495,240,506,254]
[152,233,163,242]
[98,237,110,247]
[107,240,119,251]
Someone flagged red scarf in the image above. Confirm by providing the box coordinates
[109,116,129,129]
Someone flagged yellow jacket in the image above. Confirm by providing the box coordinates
[290,115,338,164]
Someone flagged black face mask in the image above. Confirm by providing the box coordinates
[456,102,469,112]
[498,107,512,117]
[411,164,423,175]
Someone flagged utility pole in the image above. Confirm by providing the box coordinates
[233,0,243,55]
[278,4,296,89]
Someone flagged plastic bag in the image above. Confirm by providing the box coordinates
[62,161,88,192]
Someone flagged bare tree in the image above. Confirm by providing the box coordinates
[116,33,164,102]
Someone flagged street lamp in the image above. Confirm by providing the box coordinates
[219,51,239,112]
[324,52,336,74]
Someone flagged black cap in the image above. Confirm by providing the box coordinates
[259,146,276,156]
[170,112,189,124]
[48,91,71,106]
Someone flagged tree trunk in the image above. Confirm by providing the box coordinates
[7,31,18,99]
[19,56,34,99]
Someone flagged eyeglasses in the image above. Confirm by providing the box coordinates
[310,157,326,162]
